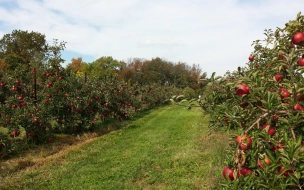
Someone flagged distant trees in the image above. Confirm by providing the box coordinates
[67,56,207,92]
[0,30,46,73]
[118,57,206,89]
[0,29,66,76]
[67,56,121,79]
[67,57,84,73]
[0,29,207,93]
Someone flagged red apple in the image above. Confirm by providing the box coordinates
[257,157,271,169]
[0,83,4,87]
[294,103,304,111]
[277,165,294,177]
[272,114,278,121]
[274,142,284,151]
[236,134,252,150]
[280,89,290,99]
[12,86,17,91]
[236,84,250,96]
[222,166,235,180]
[27,132,35,137]
[262,124,276,136]
[237,166,252,177]
[292,32,304,45]
[33,117,39,123]
[274,74,283,82]
[46,83,52,88]
[278,53,286,60]
[15,80,20,85]
[18,96,23,101]
[295,92,304,101]
[240,102,249,108]
[1,153,8,159]
[298,57,304,66]
[10,130,20,137]
[223,117,229,124]
[249,55,254,61]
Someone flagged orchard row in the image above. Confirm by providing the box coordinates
[202,13,304,189]
[0,67,173,159]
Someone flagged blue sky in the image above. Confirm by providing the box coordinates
[0,0,303,76]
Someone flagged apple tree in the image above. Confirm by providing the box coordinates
[202,12,304,189]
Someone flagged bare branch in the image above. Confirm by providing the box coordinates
[245,110,290,134]
[291,128,296,140]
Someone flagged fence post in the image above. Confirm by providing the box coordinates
[33,67,37,104]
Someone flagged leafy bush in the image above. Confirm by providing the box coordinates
[183,87,196,100]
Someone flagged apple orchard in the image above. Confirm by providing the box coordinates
[202,12,304,189]
[1,31,204,160]
[1,10,304,189]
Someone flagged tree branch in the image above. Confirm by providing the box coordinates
[245,112,268,134]
[245,110,290,134]
[291,128,296,140]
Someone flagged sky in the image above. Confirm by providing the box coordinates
[0,0,303,77]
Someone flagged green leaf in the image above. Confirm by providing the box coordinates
[252,71,259,78]
[291,56,299,66]
[298,163,304,170]
[215,76,222,80]
[289,173,298,183]
[265,149,276,162]
[296,135,302,146]
[297,88,304,93]
[297,12,302,20]
[225,82,235,86]
[279,117,289,124]
[272,57,278,62]
[281,83,291,89]
[210,72,216,81]
[261,99,267,105]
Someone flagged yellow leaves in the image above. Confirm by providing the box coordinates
[67,57,84,73]
[76,71,84,77]
[0,59,7,71]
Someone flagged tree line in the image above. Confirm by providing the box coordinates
[0,29,207,92]
[67,57,207,89]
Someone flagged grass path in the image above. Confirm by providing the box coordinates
[1,105,229,190]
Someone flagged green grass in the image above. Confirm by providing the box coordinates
[1,105,229,190]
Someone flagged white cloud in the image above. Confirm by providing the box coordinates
[0,0,303,76]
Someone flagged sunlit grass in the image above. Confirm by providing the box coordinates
[1,105,229,190]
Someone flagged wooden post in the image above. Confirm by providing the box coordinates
[33,67,37,104]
